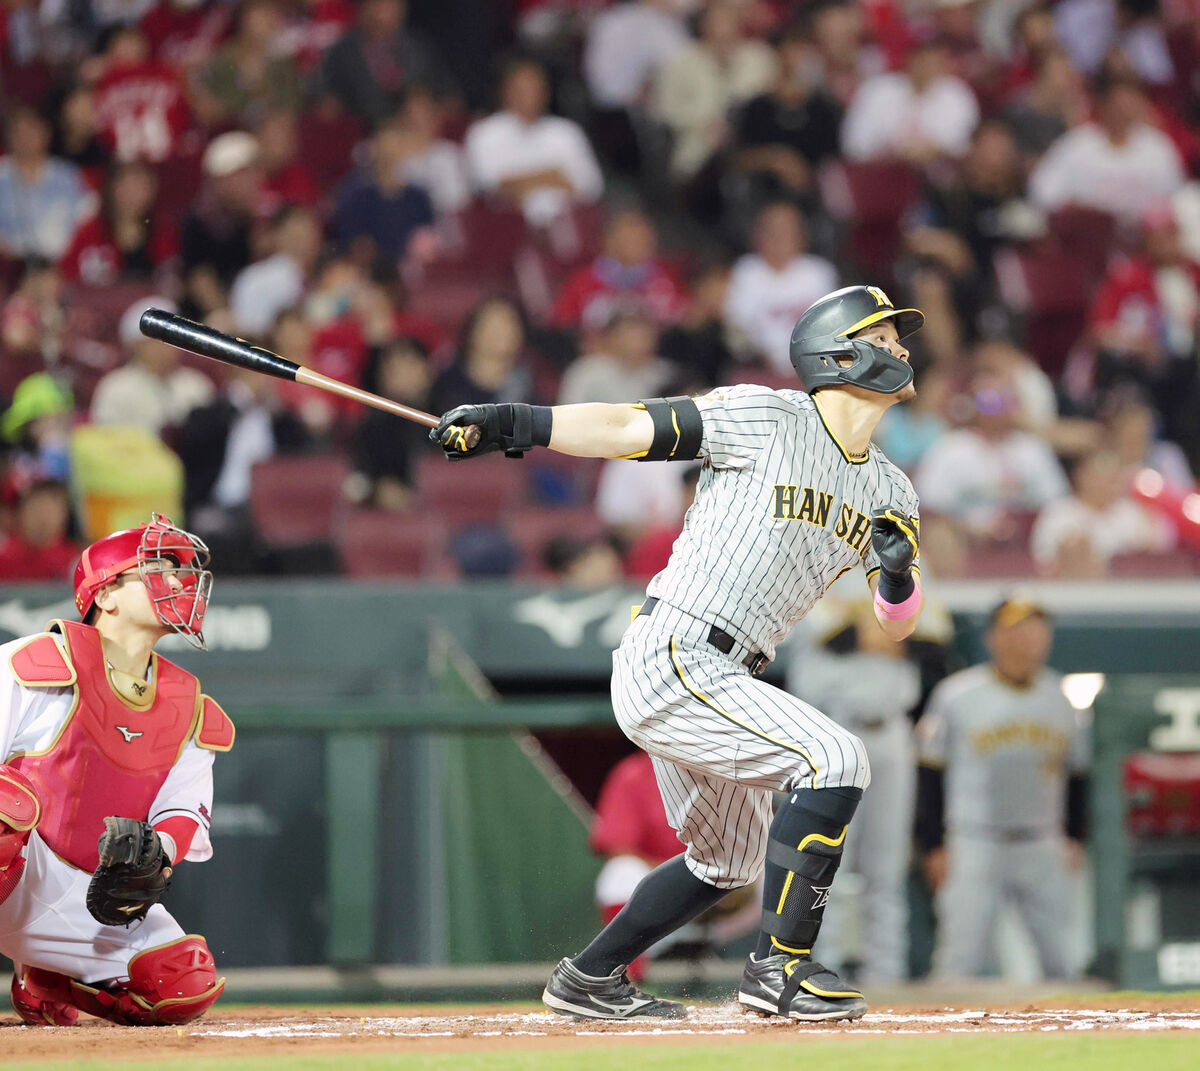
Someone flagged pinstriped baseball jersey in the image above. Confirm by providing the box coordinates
[613,382,920,887]
[646,384,920,660]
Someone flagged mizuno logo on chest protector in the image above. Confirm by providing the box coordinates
[115,726,144,743]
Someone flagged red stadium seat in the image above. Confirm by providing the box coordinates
[413,452,527,523]
[819,161,921,288]
[506,508,607,577]
[336,507,453,578]
[249,454,351,547]
[1109,549,1199,577]
[994,247,1093,377]
[1045,207,1119,281]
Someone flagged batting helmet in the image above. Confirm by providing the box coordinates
[789,285,924,395]
[74,514,213,650]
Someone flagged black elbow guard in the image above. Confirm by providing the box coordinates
[638,396,703,462]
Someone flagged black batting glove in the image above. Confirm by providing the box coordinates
[431,404,502,460]
[871,508,919,602]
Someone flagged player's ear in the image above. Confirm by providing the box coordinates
[91,578,123,617]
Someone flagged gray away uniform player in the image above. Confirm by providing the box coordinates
[916,598,1090,980]
[433,285,927,1023]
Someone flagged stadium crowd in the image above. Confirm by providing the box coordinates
[2,0,1200,582]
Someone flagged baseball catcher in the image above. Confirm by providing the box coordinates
[0,515,233,1026]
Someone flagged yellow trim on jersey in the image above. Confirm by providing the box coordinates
[840,306,924,339]
[669,637,820,788]
[812,400,868,465]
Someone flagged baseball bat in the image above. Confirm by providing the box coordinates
[138,308,481,449]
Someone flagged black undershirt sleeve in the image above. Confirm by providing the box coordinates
[914,764,945,852]
[1066,773,1089,842]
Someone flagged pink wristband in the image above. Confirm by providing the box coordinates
[874,581,922,621]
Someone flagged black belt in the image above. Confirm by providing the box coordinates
[637,597,770,676]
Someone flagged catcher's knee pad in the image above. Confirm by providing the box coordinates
[11,968,80,1027]
[0,766,40,899]
[51,936,225,1026]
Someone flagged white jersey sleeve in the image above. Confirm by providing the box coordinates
[148,739,216,863]
[694,384,794,470]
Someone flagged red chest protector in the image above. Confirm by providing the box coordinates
[7,621,231,872]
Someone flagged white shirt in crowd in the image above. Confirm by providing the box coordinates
[584,1,689,109]
[557,353,676,406]
[230,253,304,337]
[841,73,980,161]
[1029,122,1185,222]
[595,458,687,529]
[914,428,1069,528]
[1030,494,1173,571]
[402,141,471,215]
[724,253,839,374]
[90,364,214,434]
[464,111,604,226]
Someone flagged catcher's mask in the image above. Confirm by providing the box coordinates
[789,285,924,395]
[74,514,213,650]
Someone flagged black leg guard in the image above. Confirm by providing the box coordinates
[572,854,731,977]
[755,786,862,958]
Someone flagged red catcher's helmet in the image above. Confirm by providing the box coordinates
[73,514,213,650]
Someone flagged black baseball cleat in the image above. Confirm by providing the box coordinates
[542,958,688,1020]
[737,953,867,1022]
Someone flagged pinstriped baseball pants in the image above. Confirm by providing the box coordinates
[612,603,871,888]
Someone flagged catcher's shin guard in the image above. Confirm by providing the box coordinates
[757,786,862,957]
[0,765,40,905]
[11,968,79,1026]
[25,936,225,1026]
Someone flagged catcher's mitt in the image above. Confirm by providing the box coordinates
[86,817,172,926]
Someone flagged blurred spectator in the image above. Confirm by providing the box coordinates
[464,56,603,226]
[255,109,321,211]
[397,85,471,215]
[659,260,733,386]
[0,372,74,487]
[350,336,434,511]
[90,26,193,165]
[1029,71,1185,223]
[179,358,309,568]
[89,296,215,434]
[0,480,79,581]
[595,452,691,537]
[651,0,776,214]
[789,598,922,984]
[230,204,323,337]
[449,523,518,577]
[549,207,688,333]
[1105,392,1194,493]
[841,36,979,164]
[59,161,178,286]
[731,22,843,211]
[139,0,233,72]
[1055,0,1174,83]
[914,370,1068,571]
[315,0,452,126]
[583,0,689,173]
[723,200,837,373]
[916,598,1090,981]
[333,118,435,274]
[1030,448,1174,577]
[558,306,675,405]
[0,106,94,261]
[54,87,111,186]
[872,364,951,475]
[902,121,1038,341]
[1002,46,1091,160]
[623,463,701,580]
[1,259,66,366]
[194,0,303,129]
[431,297,533,413]
[275,0,356,73]
[542,533,625,587]
[269,306,340,439]
[181,131,265,309]
[806,0,880,106]
[1088,204,1200,450]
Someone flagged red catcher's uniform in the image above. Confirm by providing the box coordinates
[0,620,232,986]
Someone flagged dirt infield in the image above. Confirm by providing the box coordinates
[4,997,1200,1061]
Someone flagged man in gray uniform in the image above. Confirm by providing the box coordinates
[432,285,927,1022]
[915,598,1090,980]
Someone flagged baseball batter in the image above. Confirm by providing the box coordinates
[0,515,233,1026]
[915,598,1090,980]
[434,284,926,1022]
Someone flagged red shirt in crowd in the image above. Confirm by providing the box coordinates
[58,214,179,286]
[549,256,689,331]
[589,751,680,865]
[93,59,192,164]
[623,523,681,583]
[138,2,232,70]
[1089,256,1200,342]
[0,534,80,582]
